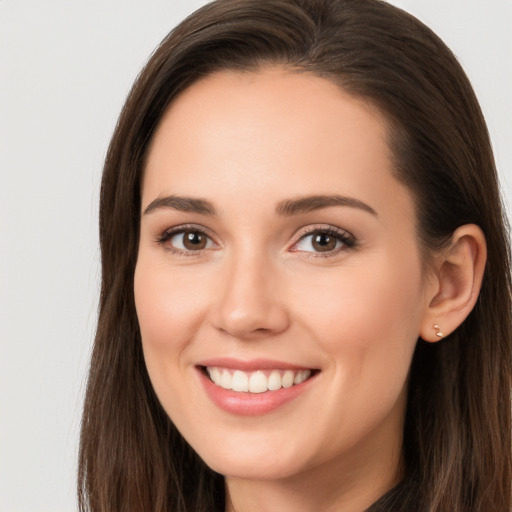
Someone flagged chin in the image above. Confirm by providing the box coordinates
[187,428,317,481]
[203,452,300,481]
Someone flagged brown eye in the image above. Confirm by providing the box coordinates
[291,228,355,255]
[311,233,337,252]
[182,230,207,250]
[160,228,215,253]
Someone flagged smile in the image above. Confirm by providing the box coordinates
[206,367,312,393]
[197,359,319,415]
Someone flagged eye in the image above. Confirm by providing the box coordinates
[291,227,356,255]
[172,230,213,251]
[157,226,216,254]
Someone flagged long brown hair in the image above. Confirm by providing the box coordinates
[78,1,512,510]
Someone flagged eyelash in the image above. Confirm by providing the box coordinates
[155,224,357,257]
[290,226,357,257]
[156,224,217,257]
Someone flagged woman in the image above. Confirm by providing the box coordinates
[78,0,512,510]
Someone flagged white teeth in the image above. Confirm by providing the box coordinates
[282,370,294,388]
[220,369,232,389]
[231,370,249,392]
[249,371,267,393]
[209,367,221,385]
[267,370,282,391]
[206,367,312,393]
[294,370,310,385]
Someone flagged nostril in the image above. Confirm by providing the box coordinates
[214,303,290,339]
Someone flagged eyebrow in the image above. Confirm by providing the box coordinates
[143,193,377,217]
[275,194,377,217]
[143,195,217,216]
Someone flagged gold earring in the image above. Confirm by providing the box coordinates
[433,324,443,339]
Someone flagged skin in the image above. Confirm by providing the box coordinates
[134,69,460,511]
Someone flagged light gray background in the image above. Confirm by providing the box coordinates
[1,1,510,511]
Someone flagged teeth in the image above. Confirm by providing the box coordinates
[209,367,221,385]
[294,370,309,385]
[249,371,267,393]
[267,370,281,391]
[282,370,294,388]
[220,369,232,389]
[232,370,249,392]
[206,367,312,393]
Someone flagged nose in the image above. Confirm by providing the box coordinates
[211,252,290,339]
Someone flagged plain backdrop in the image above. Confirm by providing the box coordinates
[0,1,510,511]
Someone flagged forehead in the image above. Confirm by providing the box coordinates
[142,68,414,227]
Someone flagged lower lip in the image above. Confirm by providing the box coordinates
[197,368,316,416]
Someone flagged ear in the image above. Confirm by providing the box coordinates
[419,224,487,342]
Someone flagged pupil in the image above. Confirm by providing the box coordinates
[184,231,206,250]
[313,233,335,252]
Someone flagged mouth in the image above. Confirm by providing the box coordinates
[203,366,315,393]
[196,358,319,415]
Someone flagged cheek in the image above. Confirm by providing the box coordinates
[294,253,424,381]
[133,259,213,426]
[133,258,209,406]
[134,260,207,351]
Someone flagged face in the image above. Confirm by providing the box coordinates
[135,69,432,486]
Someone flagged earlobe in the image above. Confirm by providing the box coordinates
[420,224,487,342]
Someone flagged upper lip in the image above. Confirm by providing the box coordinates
[196,357,315,372]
